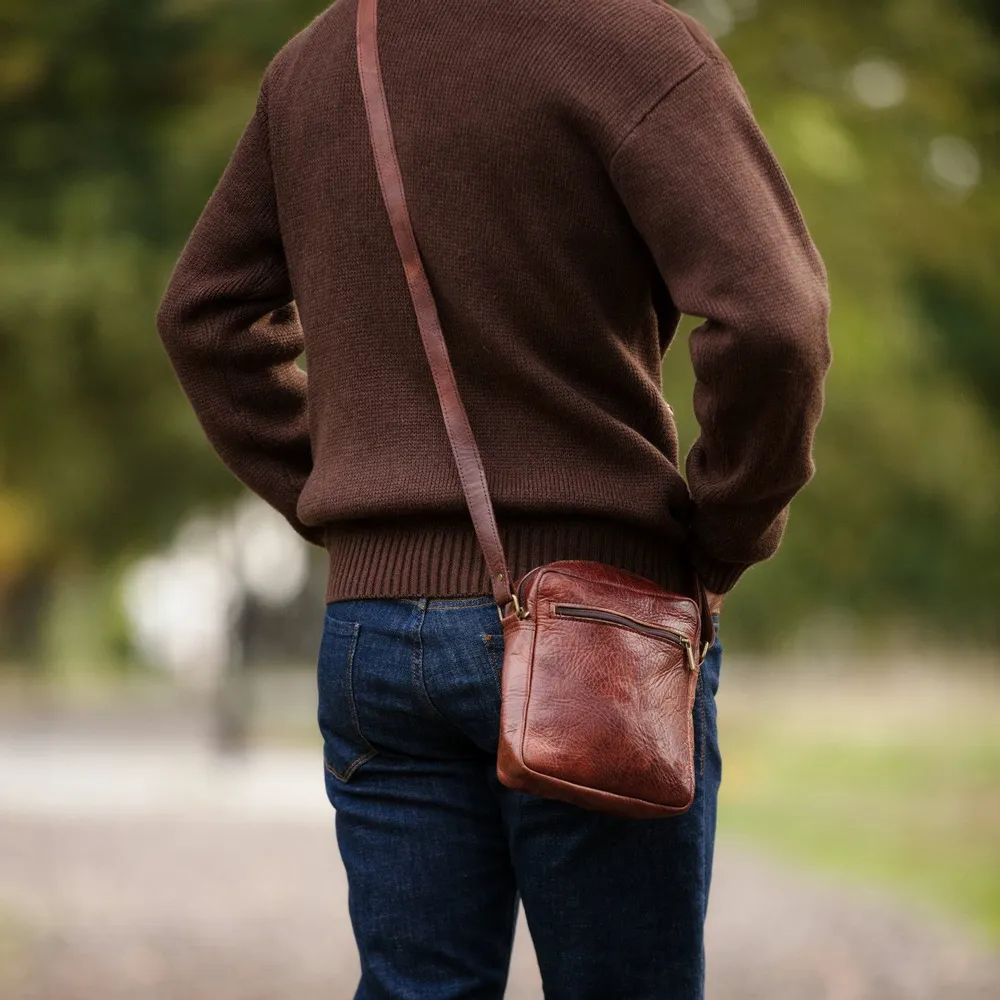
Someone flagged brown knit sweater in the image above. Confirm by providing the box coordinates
[157,0,831,603]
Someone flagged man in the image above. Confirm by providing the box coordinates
[157,1,831,995]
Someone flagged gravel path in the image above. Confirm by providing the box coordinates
[1,813,998,998]
[0,715,997,999]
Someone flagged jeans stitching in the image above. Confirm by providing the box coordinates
[426,596,495,610]
[482,633,503,697]
[411,600,452,725]
[697,696,712,938]
[323,621,378,782]
[698,663,707,779]
[324,751,376,783]
[323,613,359,639]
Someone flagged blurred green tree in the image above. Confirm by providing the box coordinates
[0,0,997,659]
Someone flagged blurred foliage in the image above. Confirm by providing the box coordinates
[0,0,997,657]
[717,663,1000,940]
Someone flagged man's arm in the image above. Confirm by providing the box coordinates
[156,77,324,546]
[609,51,832,595]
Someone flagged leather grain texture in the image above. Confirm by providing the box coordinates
[497,561,701,818]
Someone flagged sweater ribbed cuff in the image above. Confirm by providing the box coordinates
[289,516,327,548]
[687,546,751,595]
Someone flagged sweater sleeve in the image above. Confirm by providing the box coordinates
[609,55,832,594]
[156,80,324,547]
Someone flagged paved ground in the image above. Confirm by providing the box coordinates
[0,736,997,999]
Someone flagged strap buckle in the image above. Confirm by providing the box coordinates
[498,591,528,622]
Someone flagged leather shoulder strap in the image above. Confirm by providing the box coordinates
[356,0,514,609]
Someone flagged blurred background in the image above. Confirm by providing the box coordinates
[0,0,998,997]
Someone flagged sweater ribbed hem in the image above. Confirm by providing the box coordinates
[323,514,693,604]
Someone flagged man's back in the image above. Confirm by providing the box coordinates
[158,0,830,603]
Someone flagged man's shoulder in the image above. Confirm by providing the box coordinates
[543,0,721,116]
[662,4,728,61]
[550,0,714,56]
[261,2,350,90]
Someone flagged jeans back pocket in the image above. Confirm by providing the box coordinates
[317,613,378,782]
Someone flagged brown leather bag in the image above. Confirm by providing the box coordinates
[356,0,715,819]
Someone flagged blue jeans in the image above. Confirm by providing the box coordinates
[318,595,723,999]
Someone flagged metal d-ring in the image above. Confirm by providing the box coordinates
[498,591,528,622]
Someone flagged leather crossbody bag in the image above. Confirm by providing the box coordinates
[356,0,715,818]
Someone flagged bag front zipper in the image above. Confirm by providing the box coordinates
[552,604,697,671]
